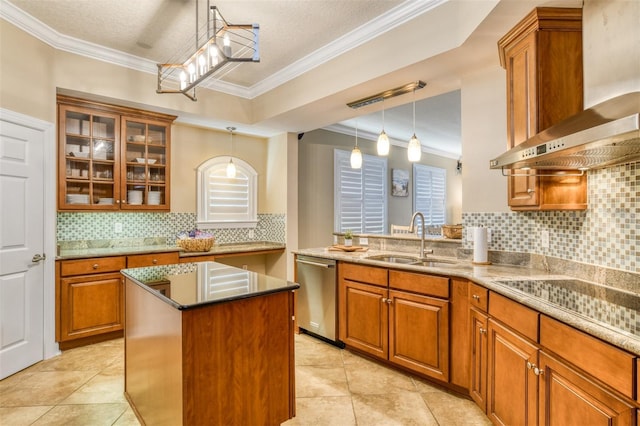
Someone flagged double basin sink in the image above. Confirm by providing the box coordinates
[365,254,460,268]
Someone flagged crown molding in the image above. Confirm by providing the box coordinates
[323,123,459,160]
[1,0,446,100]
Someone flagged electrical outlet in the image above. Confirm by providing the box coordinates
[467,228,474,241]
[541,230,549,248]
[114,223,123,233]
[487,228,492,243]
[248,229,255,239]
[359,237,368,246]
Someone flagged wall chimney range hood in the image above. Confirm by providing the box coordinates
[490,92,640,171]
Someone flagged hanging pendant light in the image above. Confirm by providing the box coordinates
[377,99,390,156]
[226,126,237,178]
[407,89,422,162]
[350,121,363,169]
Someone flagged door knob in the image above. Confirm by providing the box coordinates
[31,253,46,263]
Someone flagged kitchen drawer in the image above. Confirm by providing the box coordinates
[469,282,488,312]
[389,270,449,298]
[127,252,179,268]
[340,262,387,287]
[488,292,538,342]
[540,315,635,399]
[60,256,126,276]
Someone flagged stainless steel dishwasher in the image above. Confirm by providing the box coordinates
[295,255,342,347]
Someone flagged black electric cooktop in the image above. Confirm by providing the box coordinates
[494,279,639,336]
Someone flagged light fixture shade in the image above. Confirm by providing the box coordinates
[350,146,363,169]
[407,134,422,162]
[377,130,390,156]
[226,158,237,178]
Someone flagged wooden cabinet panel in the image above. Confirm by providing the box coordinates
[470,307,488,411]
[489,292,539,342]
[487,318,539,426]
[338,278,388,359]
[389,270,449,298]
[340,262,387,287]
[59,272,124,341]
[539,351,635,426]
[498,7,586,211]
[469,282,488,312]
[540,315,635,398]
[127,252,179,268]
[389,289,449,381]
[450,278,470,389]
[60,256,126,276]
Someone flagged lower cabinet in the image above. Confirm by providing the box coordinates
[59,272,125,341]
[469,307,488,410]
[539,351,635,426]
[486,318,539,426]
[338,262,450,382]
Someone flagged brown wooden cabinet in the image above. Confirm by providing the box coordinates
[469,307,488,410]
[498,7,587,210]
[57,96,175,211]
[338,263,450,382]
[539,351,634,426]
[56,251,180,349]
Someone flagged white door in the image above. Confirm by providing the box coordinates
[0,116,45,379]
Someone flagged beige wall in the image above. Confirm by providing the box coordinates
[171,124,268,213]
[298,129,461,249]
[460,64,508,213]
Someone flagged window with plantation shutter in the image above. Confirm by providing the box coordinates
[196,157,257,228]
[334,149,387,234]
[413,164,446,226]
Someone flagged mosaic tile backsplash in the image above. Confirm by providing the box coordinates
[463,163,638,274]
[57,213,286,245]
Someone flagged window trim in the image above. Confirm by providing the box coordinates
[196,156,258,229]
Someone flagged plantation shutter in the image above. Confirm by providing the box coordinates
[207,167,250,219]
[413,164,446,226]
[334,149,387,234]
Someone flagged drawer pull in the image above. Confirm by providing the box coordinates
[472,294,480,301]
[152,259,158,264]
[92,264,99,269]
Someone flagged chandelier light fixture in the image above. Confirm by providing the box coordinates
[350,121,363,169]
[377,99,390,156]
[407,89,422,162]
[156,1,260,101]
[226,126,237,178]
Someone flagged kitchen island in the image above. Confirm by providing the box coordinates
[121,261,299,426]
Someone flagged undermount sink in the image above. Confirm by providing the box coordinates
[365,254,460,267]
[365,254,421,264]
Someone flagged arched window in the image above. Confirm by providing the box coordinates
[196,156,258,228]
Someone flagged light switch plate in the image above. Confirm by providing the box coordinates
[114,223,123,233]
[359,237,369,246]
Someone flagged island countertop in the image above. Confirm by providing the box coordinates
[122,261,299,310]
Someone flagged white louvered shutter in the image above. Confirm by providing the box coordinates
[413,164,446,226]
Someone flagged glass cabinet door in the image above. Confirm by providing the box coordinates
[58,105,119,210]
[121,117,170,210]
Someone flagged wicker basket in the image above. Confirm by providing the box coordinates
[176,237,215,252]
[442,225,463,239]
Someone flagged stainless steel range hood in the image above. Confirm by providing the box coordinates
[490,92,640,170]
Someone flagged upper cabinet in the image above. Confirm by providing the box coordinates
[58,96,176,211]
[498,8,587,211]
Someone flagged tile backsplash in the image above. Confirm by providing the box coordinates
[463,163,638,273]
[57,212,286,245]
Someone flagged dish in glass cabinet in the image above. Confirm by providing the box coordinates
[70,151,89,158]
[128,135,146,142]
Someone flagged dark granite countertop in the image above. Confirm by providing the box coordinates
[122,261,299,310]
[294,248,640,356]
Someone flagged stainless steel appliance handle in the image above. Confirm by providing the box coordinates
[295,259,335,268]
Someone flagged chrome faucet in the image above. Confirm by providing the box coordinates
[408,211,433,259]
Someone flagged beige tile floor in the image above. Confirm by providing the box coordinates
[1,334,490,425]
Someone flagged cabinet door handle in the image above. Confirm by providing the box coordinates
[533,366,544,376]
[92,263,99,269]
[381,298,388,303]
[386,299,392,305]
[527,361,533,370]
[527,188,535,194]
[479,327,486,334]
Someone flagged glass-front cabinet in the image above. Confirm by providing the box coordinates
[57,96,175,211]
[121,117,169,210]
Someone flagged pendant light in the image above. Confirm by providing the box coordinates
[377,99,390,156]
[226,126,237,178]
[350,121,363,169]
[407,89,422,162]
